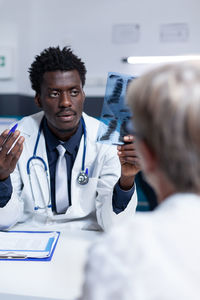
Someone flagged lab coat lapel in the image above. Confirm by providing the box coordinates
[22,114,50,207]
[71,113,98,211]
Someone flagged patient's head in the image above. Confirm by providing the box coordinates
[127,61,200,196]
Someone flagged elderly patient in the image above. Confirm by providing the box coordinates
[80,61,200,300]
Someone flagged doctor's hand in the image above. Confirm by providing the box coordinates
[117,135,141,190]
[0,129,24,181]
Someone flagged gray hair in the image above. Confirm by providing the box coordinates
[127,61,200,193]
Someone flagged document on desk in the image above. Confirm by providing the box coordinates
[0,231,60,260]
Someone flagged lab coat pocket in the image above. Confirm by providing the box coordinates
[79,178,98,213]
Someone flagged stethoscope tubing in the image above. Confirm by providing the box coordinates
[26,116,88,210]
[27,117,87,175]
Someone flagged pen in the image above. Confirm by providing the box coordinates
[2,123,18,146]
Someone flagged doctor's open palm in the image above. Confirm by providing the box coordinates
[0,129,24,180]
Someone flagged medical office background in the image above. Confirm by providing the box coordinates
[0,0,200,203]
[1,0,200,114]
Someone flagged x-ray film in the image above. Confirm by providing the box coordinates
[96,72,135,145]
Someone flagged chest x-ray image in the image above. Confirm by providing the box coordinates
[96,72,135,145]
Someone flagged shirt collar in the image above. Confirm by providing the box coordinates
[43,117,83,155]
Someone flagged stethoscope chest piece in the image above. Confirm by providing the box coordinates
[77,170,89,185]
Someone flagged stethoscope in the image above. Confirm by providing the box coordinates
[26,117,89,211]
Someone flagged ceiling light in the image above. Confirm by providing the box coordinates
[122,55,200,64]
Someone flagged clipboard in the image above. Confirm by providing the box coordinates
[0,230,60,261]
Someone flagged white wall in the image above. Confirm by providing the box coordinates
[0,0,200,96]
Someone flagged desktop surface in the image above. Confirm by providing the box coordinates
[0,224,102,300]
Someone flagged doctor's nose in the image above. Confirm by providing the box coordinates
[59,92,72,107]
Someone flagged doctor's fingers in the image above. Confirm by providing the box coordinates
[0,128,10,139]
[0,129,9,147]
[117,141,137,152]
[0,138,24,179]
[6,136,24,162]
[120,155,140,165]
[117,148,139,158]
[123,135,136,143]
[0,130,22,155]
[0,136,24,165]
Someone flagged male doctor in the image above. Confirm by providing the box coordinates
[0,46,139,231]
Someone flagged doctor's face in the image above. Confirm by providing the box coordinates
[35,70,85,141]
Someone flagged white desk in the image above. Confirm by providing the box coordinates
[0,225,102,300]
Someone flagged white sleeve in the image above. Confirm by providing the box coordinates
[0,162,25,229]
[80,220,143,300]
[95,146,137,231]
[0,196,22,229]
[80,234,131,300]
[80,242,114,300]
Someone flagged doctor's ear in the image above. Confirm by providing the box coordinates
[35,94,42,108]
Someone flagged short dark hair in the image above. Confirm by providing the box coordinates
[28,46,87,94]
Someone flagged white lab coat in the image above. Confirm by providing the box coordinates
[81,193,200,300]
[0,111,137,231]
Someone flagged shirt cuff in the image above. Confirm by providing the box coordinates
[112,180,135,214]
[0,176,13,207]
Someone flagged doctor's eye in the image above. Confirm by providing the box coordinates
[70,89,80,97]
[49,91,60,98]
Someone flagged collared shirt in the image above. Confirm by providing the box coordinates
[0,117,134,213]
[43,117,83,212]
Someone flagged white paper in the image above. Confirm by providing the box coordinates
[0,231,59,258]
